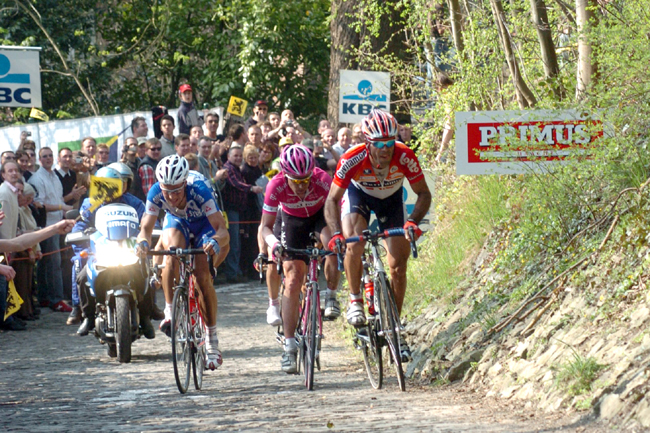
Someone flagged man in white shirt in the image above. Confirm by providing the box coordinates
[0,161,20,240]
[28,147,74,313]
[333,127,352,156]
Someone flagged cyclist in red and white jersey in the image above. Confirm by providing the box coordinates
[257,144,341,374]
[325,108,432,361]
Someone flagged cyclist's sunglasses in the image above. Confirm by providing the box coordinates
[286,174,311,185]
[160,183,185,194]
[369,139,396,149]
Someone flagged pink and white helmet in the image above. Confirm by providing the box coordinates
[361,108,399,142]
[280,144,315,178]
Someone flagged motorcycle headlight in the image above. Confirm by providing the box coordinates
[95,240,139,267]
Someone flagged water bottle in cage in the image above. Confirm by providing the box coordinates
[364,274,375,315]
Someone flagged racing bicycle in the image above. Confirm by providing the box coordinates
[338,227,418,392]
[279,233,333,391]
[149,247,214,394]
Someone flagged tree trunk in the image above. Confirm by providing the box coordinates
[575,0,597,100]
[328,0,360,127]
[362,1,410,124]
[529,0,564,100]
[448,0,464,61]
[489,0,537,108]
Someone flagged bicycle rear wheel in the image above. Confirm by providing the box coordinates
[303,286,318,390]
[362,321,383,389]
[377,272,405,391]
[171,286,191,394]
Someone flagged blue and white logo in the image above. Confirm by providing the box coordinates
[0,48,42,108]
[342,80,387,102]
[0,54,30,84]
[339,70,390,123]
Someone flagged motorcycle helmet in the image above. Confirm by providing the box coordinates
[108,162,134,192]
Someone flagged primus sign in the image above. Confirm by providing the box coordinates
[455,110,605,175]
[339,70,390,123]
[0,47,42,108]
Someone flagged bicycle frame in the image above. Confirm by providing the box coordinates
[340,227,418,392]
[149,248,209,394]
[281,242,332,391]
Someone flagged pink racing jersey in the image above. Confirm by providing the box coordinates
[333,142,425,199]
[263,167,332,218]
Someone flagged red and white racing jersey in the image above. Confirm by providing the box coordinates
[263,167,332,218]
[333,142,424,199]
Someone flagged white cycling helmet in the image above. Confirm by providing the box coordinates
[156,155,189,185]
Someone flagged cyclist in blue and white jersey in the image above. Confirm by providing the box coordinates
[135,155,230,370]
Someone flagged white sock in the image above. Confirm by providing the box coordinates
[327,288,337,299]
[284,337,297,352]
[269,297,280,307]
[350,293,362,302]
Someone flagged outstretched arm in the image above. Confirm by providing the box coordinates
[0,220,75,253]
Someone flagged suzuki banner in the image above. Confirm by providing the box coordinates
[455,110,607,175]
[0,47,42,108]
[339,70,390,123]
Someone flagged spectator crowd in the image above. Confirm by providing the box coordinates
[0,83,415,332]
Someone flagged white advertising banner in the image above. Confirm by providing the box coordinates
[0,109,182,163]
[455,109,608,175]
[0,47,42,108]
[339,70,390,123]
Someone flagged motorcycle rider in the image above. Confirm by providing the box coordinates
[74,167,154,338]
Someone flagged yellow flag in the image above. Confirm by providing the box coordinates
[88,175,123,213]
[4,280,23,321]
[227,96,248,117]
[30,107,49,122]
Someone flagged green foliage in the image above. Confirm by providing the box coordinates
[555,350,605,397]
[405,172,511,313]
[1,0,330,119]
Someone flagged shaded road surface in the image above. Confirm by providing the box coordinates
[1,282,607,432]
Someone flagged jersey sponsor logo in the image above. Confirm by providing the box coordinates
[336,149,367,180]
[363,168,372,174]
[148,206,157,212]
[399,152,420,173]
[390,166,398,173]
[282,197,324,209]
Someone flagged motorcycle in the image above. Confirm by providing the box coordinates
[66,203,154,363]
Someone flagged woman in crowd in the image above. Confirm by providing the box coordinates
[13,181,42,321]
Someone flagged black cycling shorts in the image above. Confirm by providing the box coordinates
[273,207,327,263]
[341,183,407,231]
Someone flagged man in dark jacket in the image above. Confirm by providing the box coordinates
[177,84,204,135]
[221,145,263,282]
[133,138,162,202]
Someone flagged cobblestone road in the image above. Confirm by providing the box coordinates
[1,282,607,432]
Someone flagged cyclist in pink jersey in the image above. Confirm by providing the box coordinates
[325,109,431,362]
[256,144,341,374]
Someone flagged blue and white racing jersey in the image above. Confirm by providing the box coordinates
[145,174,219,223]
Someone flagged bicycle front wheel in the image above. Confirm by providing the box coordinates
[377,272,405,391]
[171,286,191,394]
[362,321,383,389]
[191,298,205,390]
[303,286,319,390]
